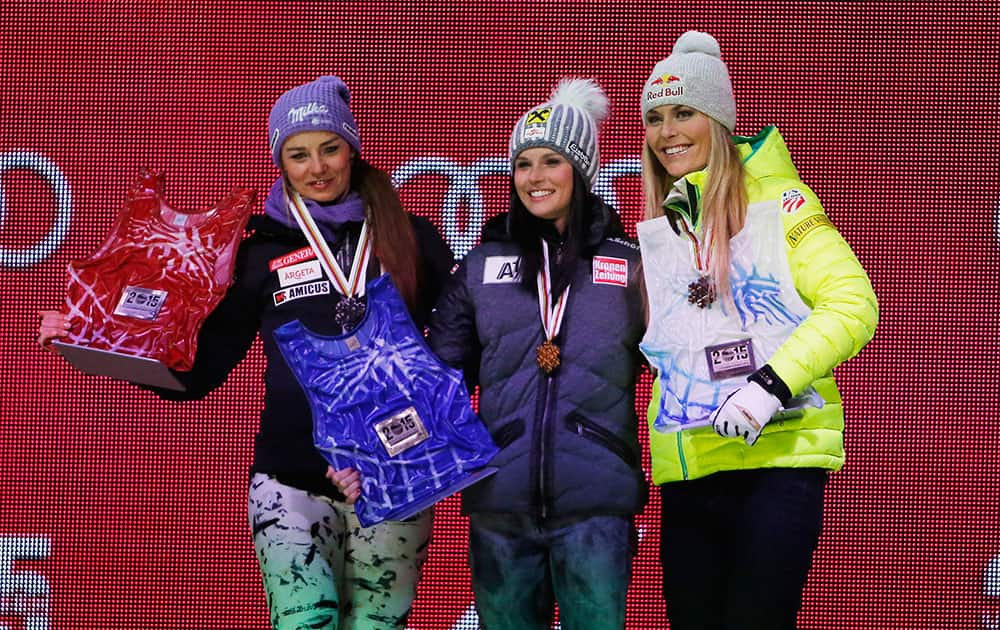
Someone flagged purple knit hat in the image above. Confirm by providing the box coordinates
[268,76,362,166]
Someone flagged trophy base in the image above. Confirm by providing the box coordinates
[357,465,499,528]
[52,341,186,391]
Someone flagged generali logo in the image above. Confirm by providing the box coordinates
[269,246,316,272]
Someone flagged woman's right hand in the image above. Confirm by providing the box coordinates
[325,466,362,504]
[37,310,71,353]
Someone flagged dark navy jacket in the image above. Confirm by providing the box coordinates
[428,201,647,518]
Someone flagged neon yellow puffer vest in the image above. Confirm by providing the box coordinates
[646,126,879,484]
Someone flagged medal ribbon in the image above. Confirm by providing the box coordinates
[536,239,570,342]
[285,187,372,298]
[665,180,710,272]
[678,219,710,273]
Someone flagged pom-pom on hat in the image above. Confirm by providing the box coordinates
[268,75,362,166]
[641,31,736,132]
[509,78,610,188]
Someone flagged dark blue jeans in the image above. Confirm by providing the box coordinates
[659,468,828,630]
[469,512,636,630]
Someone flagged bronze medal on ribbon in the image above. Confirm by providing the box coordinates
[535,239,569,376]
[687,274,715,308]
[678,219,714,309]
[536,339,561,374]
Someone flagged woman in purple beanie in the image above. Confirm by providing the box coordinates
[234,75,454,630]
[39,75,454,629]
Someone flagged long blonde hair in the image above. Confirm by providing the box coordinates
[641,118,747,302]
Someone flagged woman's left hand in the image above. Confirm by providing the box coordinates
[325,465,362,504]
[710,381,781,446]
[37,310,72,352]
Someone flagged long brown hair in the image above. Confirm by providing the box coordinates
[351,158,421,311]
[641,118,746,303]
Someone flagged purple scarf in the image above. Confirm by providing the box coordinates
[264,178,366,241]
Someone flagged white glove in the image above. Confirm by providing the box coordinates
[710,381,782,446]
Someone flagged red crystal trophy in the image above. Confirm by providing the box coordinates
[52,170,255,389]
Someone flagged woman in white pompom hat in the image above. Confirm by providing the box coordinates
[637,30,879,629]
[427,78,647,630]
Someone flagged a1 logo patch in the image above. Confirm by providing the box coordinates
[483,256,522,284]
[592,256,628,287]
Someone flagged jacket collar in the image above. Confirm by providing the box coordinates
[662,125,801,229]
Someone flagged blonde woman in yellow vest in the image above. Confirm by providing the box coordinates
[637,31,878,630]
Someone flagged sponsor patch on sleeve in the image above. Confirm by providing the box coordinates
[592,256,628,287]
[781,188,806,214]
[483,255,522,284]
[786,214,834,248]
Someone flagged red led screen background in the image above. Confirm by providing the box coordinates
[1,2,998,628]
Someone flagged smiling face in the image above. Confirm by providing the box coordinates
[280,130,354,203]
[644,104,713,179]
[513,147,575,232]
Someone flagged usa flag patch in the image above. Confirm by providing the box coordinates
[781,189,806,214]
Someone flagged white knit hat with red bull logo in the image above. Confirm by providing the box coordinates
[642,30,736,132]
[509,78,609,189]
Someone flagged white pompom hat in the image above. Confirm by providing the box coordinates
[509,78,610,189]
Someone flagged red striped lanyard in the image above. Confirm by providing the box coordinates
[536,239,570,342]
[285,187,372,298]
[678,219,710,273]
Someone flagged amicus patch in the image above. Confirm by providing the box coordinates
[592,256,628,287]
[273,280,331,306]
